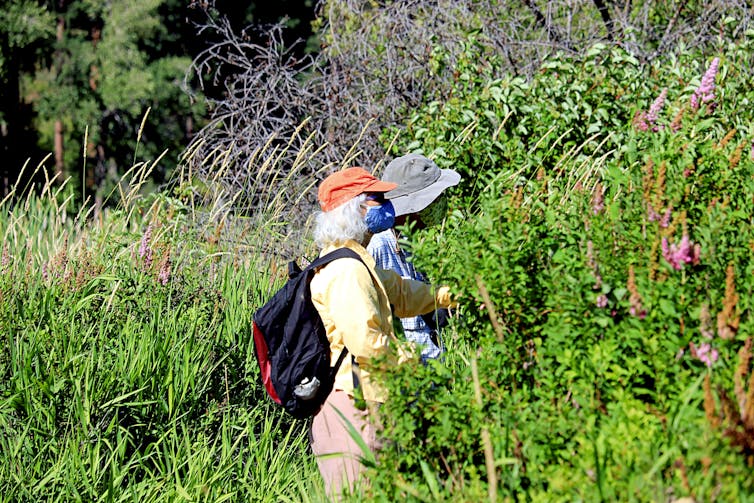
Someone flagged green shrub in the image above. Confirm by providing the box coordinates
[371,38,754,501]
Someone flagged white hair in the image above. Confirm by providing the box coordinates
[313,194,368,248]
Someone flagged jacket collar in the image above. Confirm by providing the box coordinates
[321,239,377,269]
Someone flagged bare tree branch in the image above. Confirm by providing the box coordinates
[183,0,754,229]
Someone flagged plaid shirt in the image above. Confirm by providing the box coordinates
[367,230,443,361]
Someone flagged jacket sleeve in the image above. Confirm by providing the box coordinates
[375,267,455,318]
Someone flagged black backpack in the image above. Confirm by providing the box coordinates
[252,248,362,419]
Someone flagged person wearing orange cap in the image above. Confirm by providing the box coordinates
[308,167,456,499]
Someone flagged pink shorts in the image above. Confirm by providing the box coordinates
[310,390,380,499]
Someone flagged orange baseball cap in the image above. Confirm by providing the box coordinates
[318,167,398,211]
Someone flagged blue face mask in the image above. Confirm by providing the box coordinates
[364,200,396,233]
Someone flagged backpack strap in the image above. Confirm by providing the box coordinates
[307,247,362,271]
[308,247,364,381]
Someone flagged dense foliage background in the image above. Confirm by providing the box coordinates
[373,41,754,501]
[0,0,317,204]
[2,1,754,501]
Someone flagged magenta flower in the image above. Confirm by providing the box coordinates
[633,111,649,132]
[158,258,171,285]
[692,341,719,368]
[659,208,672,228]
[1,245,8,274]
[690,57,719,111]
[139,225,154,268]
[596,294,608,308]
[646,88,667,130]
[647,206,660,223]
[661,235,701,270]
[592,186,604,215]
[633,88,668,132]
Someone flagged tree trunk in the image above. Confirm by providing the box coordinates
[54,15,66,182]
[54,120,64,181]
[592,0,614,41]
[0,37,21,195]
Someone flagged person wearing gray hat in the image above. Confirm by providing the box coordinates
[367,153,461,363]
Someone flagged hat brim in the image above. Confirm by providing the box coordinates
[364,179,399,193]
[388,169,461,216]
[321,178,397,211]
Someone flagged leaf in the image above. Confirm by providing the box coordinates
[658,298,678,317]
[331,406,377,468]
[419,460,441,499]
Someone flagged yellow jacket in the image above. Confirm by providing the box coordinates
[310,239,453,403]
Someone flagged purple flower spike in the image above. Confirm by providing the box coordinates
[139,225,154,268]
[158,258,171,285]
[592,186,604,215]
[660,208,672,228]
[695,342,719,368]
[647,206,660,223]
[633,111,649,132]
[690,57,720,111]
[662,235,701,270]
[646,88,667,125]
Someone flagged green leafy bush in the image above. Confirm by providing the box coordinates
[371,38,754,501]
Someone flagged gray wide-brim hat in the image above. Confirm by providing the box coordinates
[382,154,461,216]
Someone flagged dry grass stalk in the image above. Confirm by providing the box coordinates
[704,373,720,428]
[475,275,505,342]
[735,338,753,420]
[715,128,737,150]
[471,356,497,502]
[729,141,746,170]
[705,338,754,466]
[716,263,739,340]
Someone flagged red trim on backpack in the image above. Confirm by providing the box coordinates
[252,321,281,404]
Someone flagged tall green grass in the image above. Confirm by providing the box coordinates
[0,148,329,501]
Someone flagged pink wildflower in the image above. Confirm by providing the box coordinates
[633,88,668,132]
[661,235,701,270]
[633,111,649,132]
[646,88,667,131]
[596,294,608,308]
[691,341,719,368]
[629,305,647,319]
[1,245,8,274]
[139,225,154,268]
[699,304,714,340]
[627,265,646,319]
[660,208,672,228]
[592,185,604,215]
[158,252,171,286]
[690,57,719,111]
[647,206,660,223]
[42,262,49,282]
